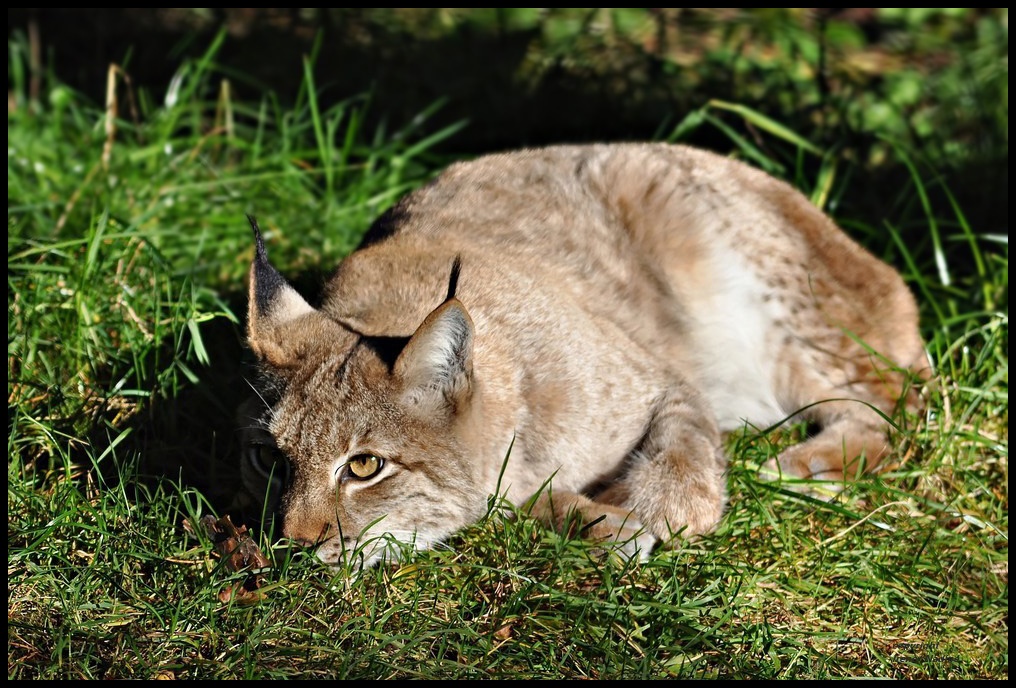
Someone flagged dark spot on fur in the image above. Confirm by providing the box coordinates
[573,155,589,179]
[358,199,411,249]
[335,337,364,381]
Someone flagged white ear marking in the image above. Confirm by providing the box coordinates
[272,284,316,323]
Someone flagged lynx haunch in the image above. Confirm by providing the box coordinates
[239,143,929,569]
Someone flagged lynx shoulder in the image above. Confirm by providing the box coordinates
[238,143,930,569]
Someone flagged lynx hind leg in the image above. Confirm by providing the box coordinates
[760,376,919,497]
[760,415,887,497]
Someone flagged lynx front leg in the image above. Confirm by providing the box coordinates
[529,387,727,559]
[615,389,728,545]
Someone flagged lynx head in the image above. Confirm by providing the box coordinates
[240,217,485,569]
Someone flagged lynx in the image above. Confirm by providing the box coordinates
[238,143,929,569]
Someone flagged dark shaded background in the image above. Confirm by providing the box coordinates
[9,8,1008,236]
[9,8,684,151]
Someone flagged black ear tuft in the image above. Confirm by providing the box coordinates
[446,255,463,302]
[248,215,290,315]
[248,214,266,260]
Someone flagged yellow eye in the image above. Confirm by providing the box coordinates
[346,454,384,480]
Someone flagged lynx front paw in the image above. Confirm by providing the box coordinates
[528,491,659,561]
[582,511,660,562]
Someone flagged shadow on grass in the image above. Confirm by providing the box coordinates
[107,296,256,517]
[111,264,339,536]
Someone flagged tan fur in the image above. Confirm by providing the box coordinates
[238,143,930,569]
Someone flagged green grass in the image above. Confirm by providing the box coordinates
[7,26,1007,680]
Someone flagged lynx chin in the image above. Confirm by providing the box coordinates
[237,143,929,570]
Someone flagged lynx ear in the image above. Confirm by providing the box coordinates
[246,215,341,371]
[395,298,474,414]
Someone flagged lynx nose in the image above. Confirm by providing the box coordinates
[282,519,334,548]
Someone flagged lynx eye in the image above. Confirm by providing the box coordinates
[345,454,385,481]
[247,443,288,483]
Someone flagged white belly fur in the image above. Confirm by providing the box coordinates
[681,245,786,432]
